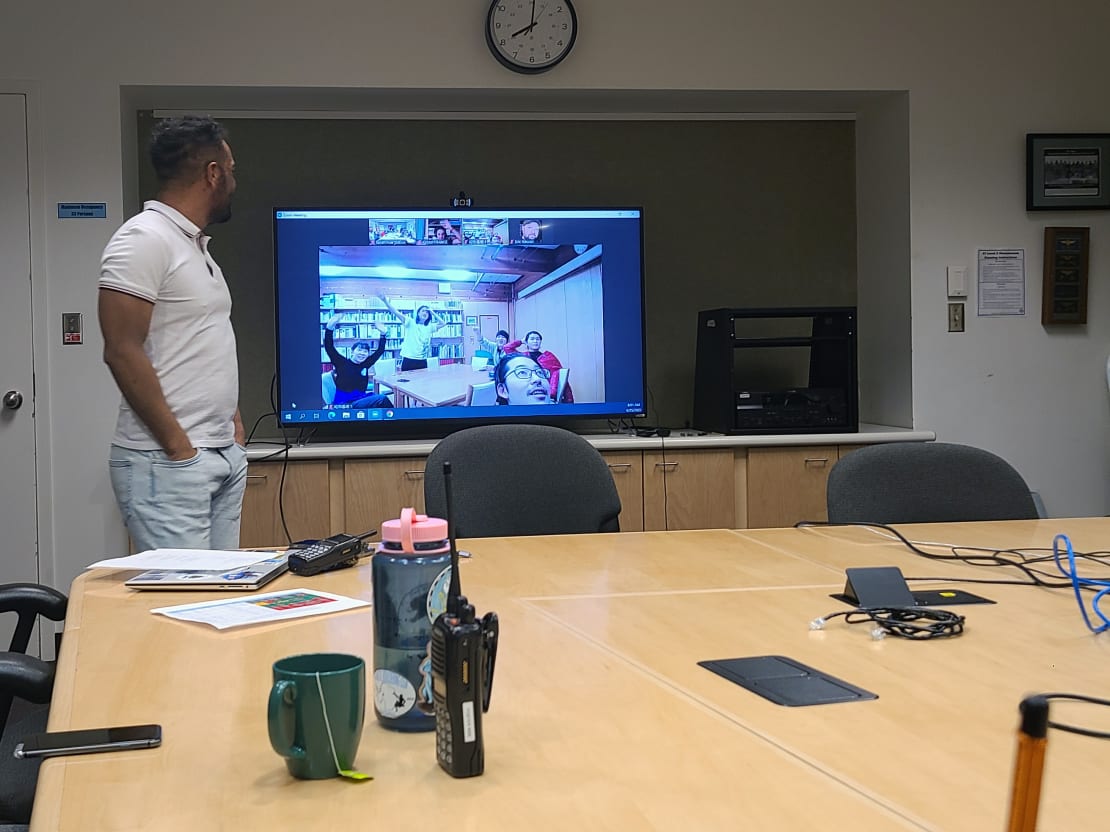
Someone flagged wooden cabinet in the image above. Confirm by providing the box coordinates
[601,451,644,532]
[746,445,845,529]
[343,457,427,535]
[240,441,908,540]
[643,449,735,531]
[240,460,332,547]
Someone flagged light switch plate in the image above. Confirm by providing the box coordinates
[946,265,968,297]
[947,302,965,332]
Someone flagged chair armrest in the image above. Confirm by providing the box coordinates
[0,652,55,704]
[0,583,68,622]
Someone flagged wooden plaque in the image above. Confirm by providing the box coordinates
[1041,226,1089,324]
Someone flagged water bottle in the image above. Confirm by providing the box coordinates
[371,507,452,732]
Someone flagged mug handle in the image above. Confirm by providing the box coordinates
[268,679,305,759]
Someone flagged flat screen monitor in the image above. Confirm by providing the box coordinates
[273,208,646,436]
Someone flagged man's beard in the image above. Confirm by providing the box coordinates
[209,199,233,225]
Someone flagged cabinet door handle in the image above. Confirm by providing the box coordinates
[607,463,632,471]
[803,457,830,466]
[654,461,679,469]
[404,469,425,478]
[246,474,268,482]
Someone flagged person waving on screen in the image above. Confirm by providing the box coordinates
[322,314,392,408]
[505,330,573,402]
[378,292,448,371]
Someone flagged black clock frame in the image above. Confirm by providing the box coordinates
[485,0,577,75]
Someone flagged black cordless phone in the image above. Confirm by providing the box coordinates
[431,461,500,778]
[287,531,375,577]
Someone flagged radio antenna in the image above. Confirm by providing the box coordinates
[443,461,463,616]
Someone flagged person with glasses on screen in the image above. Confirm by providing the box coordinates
[504,330,573,403]
[322,314,393,408]
[494,354,556,405]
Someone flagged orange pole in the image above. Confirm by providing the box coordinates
[1006,695,1048,832]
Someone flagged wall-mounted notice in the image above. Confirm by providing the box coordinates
[57,203,106,219]
[977,249,1025,316]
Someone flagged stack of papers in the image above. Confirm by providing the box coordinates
[151,588,370,630]
[89,549,266,571]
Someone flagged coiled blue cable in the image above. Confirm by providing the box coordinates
[1052,533,1110,633]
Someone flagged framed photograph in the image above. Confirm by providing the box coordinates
[1041,226,1089,325]
[465,315,478,327]
[1027,133,1110,210]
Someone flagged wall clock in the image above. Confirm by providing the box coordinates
[486,0,578,74]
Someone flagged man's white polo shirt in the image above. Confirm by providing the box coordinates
[99,200,238,450]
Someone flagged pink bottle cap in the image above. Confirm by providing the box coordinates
[379,507,449,554]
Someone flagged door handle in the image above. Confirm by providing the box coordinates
[2,390,23,411]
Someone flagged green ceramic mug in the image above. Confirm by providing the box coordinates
[268,653,366,779]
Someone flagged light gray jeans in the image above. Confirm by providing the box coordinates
[108,443,248,551]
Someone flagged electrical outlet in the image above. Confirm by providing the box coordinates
[947,302,965,332]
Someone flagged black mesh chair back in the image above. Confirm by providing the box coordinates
[0,583,67,827]
[826,442,1039,525]
[424,424,621,538]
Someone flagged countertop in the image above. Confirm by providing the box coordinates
[245,423,934,461]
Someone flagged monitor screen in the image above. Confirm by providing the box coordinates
[273,208,646,435]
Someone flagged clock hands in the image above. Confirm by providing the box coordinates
[510,1,547,38]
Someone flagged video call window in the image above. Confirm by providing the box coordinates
[274,209,646,430]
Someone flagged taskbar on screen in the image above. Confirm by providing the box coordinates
[279,403,642,426]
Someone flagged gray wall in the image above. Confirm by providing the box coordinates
[137,114,856,434]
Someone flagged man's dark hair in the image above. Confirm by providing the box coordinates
[149,116,228,185]
[495,329,510,340]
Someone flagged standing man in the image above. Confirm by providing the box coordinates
[98,116,246,551]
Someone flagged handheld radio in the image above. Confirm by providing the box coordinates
[430,461,499,778]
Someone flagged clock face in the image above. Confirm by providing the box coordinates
[373,668,416,719]
[486,0,577,74]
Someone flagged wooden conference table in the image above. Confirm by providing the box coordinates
[375,363,493,408]
[33,520,1110,830]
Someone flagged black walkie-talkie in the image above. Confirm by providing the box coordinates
[431,461,499,778]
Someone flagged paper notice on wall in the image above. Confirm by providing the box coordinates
[977,249,1026,316]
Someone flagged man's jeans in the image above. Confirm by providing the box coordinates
[109,444,248,551]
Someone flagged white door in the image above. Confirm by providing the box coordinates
[0,93,41,652]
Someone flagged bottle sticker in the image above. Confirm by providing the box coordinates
[426,565,452,622]
[416,650,434,714]
[373,668,416,719]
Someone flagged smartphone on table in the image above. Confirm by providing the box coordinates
[13,724,161,759]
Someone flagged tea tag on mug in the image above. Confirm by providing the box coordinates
[316,673,373,782]
[338,768,373,781]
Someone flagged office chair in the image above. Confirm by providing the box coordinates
[826,442,1039,524]
[0,583,67,827]
[464,381,497,406]
[372,358,396,397]
[554,367,571,403]
[321,371,336,405]
[424,424,621,538]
